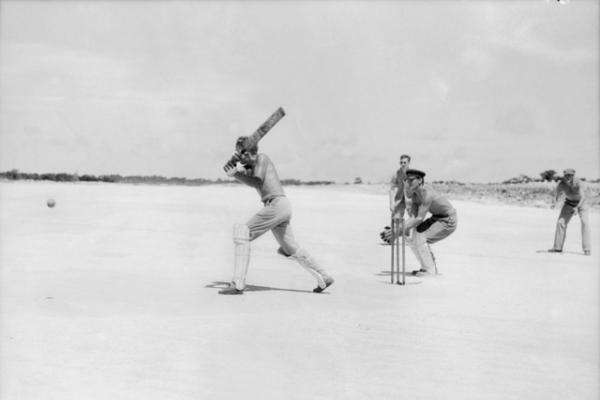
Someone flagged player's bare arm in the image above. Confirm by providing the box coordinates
[224,143,264,187]
[552,182,564,208]
[403,203,429,234]
[579,180,588,205]
[224,153,246,176]
[401,171,428,233]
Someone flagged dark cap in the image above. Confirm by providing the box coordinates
[563,168,575,176]
[236,136,258,154]
[405,168,426,179]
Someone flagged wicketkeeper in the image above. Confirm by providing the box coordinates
[379,154,411,245]
[219,137,335,295]
[393,168,457,276]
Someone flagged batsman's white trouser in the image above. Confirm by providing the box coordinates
[290,248,328,289]
[247,196,331,288]
[232,224,250,290]
[407,230,437,273]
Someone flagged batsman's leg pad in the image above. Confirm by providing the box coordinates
[232,224,250,290]
[407,230,436,272]
[291,248,328,289]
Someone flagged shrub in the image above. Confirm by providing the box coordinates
[540,169,557,182]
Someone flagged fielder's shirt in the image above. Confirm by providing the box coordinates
[391,168,407,202]
[556,178,586,205]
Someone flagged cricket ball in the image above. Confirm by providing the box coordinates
[47,199,56,208]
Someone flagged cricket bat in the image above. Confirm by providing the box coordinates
[224,107,286,169]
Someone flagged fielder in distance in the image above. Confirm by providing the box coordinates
[548,168,591,255]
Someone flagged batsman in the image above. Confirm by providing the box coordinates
[219,108,334,295]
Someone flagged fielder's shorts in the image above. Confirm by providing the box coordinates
[416,213,457,244]
[246,196,299,255]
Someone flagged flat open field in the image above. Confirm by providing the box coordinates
[1,181,598,400]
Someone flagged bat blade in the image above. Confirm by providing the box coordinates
[223,107,286,170]
[246,107,285,149]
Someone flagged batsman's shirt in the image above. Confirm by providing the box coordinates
[234,154,285,203]
[410,185,455,219]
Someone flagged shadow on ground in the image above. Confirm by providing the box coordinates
[535,249,589,256]
[205,281,320,294]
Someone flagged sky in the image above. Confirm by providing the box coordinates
[0,0,598,183]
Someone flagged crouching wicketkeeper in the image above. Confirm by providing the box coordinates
[381,168,457,276]
[220,136,334,295]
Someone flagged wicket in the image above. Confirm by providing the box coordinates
[390,216,406,285]
[388,188,406,285]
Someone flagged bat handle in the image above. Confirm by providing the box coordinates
[223,155,239,171]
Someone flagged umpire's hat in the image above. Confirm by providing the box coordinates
[563,168,575,176]
[405,168,426,179]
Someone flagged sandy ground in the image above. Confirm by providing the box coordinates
[0,181,598,400]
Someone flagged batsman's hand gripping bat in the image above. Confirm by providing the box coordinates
[223,107,286,170]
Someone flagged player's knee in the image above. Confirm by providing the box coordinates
[411,231,426,243]
[290,247,307,259]
[233,223,250,244]
[278,243,298,257]
[426,236,439,245]
[277,247,291,257]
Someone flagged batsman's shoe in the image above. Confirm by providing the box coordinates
[313,276,335,293]
[411,269,433,276]
[219,286,244,295]
[584,250,591,256]
[547,249,563,253]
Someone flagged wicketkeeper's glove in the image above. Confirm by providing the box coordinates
[380,226,393,244]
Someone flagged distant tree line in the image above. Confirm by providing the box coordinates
[501,170,599,184]
[0,169,335,186]
[280,179,334,186]
[432,180,466,186]
[2,169,596,186]
[427,171,598,185]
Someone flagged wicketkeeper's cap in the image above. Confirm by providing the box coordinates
[563,168,575,176]
[405,168,426,179]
